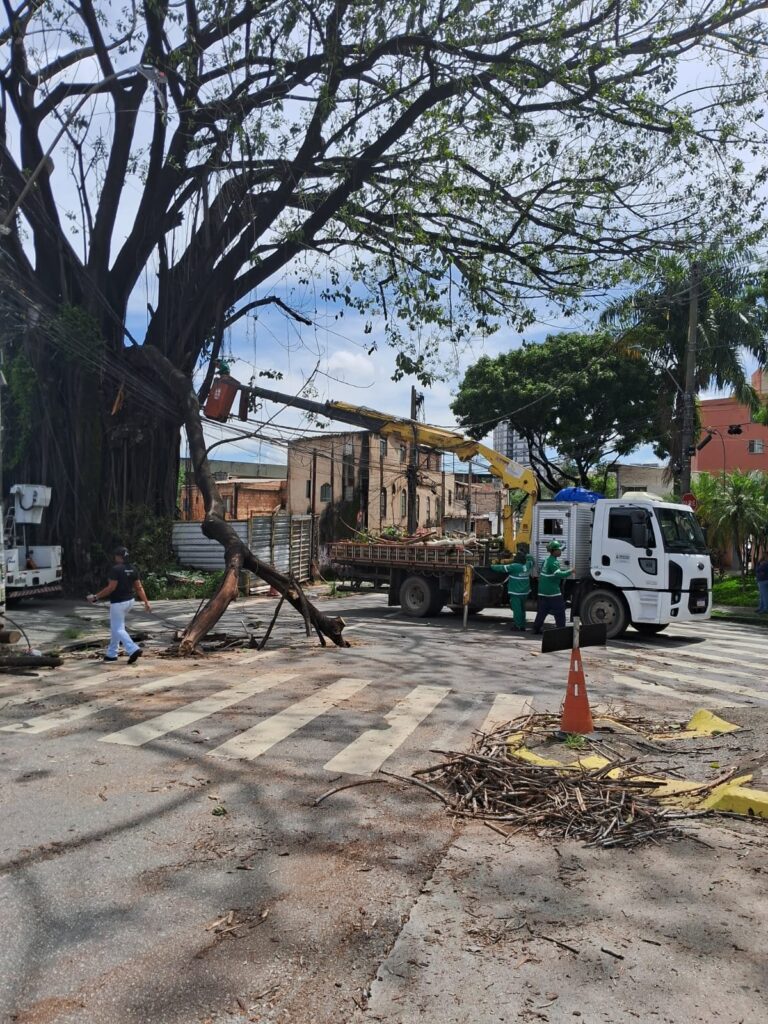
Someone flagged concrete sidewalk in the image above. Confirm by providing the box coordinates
[356,823,768,1024]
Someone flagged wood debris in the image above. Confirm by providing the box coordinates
[410,716,689,848]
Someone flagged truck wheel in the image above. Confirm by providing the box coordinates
[580,588,628,639]
[633,622,668,636]
[400,575,442,617]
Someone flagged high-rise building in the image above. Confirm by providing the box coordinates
[492,421,531,466]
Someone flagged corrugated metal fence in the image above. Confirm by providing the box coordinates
[172,514,314,590]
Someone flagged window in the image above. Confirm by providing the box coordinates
[305,479,311,499]
[399,445,406,464]
[542,518,564,536]
[380,439,388,458]
[748,439,764,454]
[380,488,387,519]
[655,508,707,554]
[400,489,407,517]
[223,496,232,515]
[607,511,633,542]
[392,482,396,495]
[415,495,420,521]
[448,490,452,506]
[609,508,657,549]
[320,483,331,502]
[426,497,431,522]
[342,441,355,501]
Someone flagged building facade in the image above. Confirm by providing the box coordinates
[692,369,768,478]
[492,421,531,466]
[287,431,458,539]
[180,478,286,521]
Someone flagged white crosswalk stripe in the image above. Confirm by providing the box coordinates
[0,666,145,708]
[0,670,210,735]
[597,673,744,708]
[209,677,371,761]
[0,656,266,735]
[609,641,758,672]
[99,670,302,746]
[610,665,766,703]
[590,649,758,682]
[607,672,751,706]
[480,694,538,734]
[324,685,451,776]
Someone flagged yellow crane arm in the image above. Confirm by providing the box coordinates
[246,387,538,549]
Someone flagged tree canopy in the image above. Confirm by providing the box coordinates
[2,1,768,567]
[451,331,668,489]
[602,255,768,487]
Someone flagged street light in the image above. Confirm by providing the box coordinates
[0,64,166,236]
[696,427,727,482]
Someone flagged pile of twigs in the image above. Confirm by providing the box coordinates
[414,723,683,849]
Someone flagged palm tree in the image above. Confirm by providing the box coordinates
[696,470,768,578]
[602,255,768,491]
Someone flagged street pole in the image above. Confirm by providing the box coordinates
[465,460,472,533]
[679,261,700,497]
[406,386,419,535]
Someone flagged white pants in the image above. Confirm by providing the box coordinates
[107,599,139,658]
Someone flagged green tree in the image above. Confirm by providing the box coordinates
[452,332,668,490]
[602,255,768,492]
[693,470,768,576]
[2,2,768,572]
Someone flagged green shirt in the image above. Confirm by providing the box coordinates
[538,554,570,597]
[491,555,534,596]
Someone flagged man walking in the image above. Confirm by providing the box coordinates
[757,556,768,614]
[88,547,151,663]
[532,540,573,633]
[491,552,534,630]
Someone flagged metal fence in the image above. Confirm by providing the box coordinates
[172,514,314,591]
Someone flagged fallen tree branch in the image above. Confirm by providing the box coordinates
[139,346,348,653]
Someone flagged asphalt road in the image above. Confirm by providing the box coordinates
[1,595,766,1024]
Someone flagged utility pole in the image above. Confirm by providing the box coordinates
[406,386,421,535]
[310,448,318,567]
[465,460,473,533]
[679,261,700,497]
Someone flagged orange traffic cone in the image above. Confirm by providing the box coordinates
[560,647,594,734]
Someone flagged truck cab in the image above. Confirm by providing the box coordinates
[3,484,63,601]
[531,498,712,637]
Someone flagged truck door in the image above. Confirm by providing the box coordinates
[595,506,662,596]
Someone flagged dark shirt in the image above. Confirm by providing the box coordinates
[757,560,768,583]
[108,563,140,603]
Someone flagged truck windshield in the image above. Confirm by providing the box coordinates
[654,508,708,554]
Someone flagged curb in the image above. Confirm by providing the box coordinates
[711,610,768,628]
[700,782,768,819]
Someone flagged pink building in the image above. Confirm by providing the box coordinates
[692,369,768,477]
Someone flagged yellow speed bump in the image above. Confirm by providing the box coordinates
[651,709,741,741]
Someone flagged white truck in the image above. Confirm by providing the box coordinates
[330,495,712,639]
[3,484,63,601]
[530,496,712,637]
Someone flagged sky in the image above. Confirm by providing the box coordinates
[7,12,765,476]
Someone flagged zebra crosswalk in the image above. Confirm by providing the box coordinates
[0,619,765,775]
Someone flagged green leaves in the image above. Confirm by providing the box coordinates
[453,331,668,490]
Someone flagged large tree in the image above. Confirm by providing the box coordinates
[2,1,768,574]
[602,255,768,491]
[451,330,668,489]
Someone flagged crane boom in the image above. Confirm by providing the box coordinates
[247,384,538,549]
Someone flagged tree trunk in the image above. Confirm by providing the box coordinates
[138,346,348,654]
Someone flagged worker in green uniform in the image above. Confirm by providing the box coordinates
[491,551,534,630]
[533,540,573,633]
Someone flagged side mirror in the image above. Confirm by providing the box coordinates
[630,511,654,549]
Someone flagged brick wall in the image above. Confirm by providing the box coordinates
[180,479,286,521]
